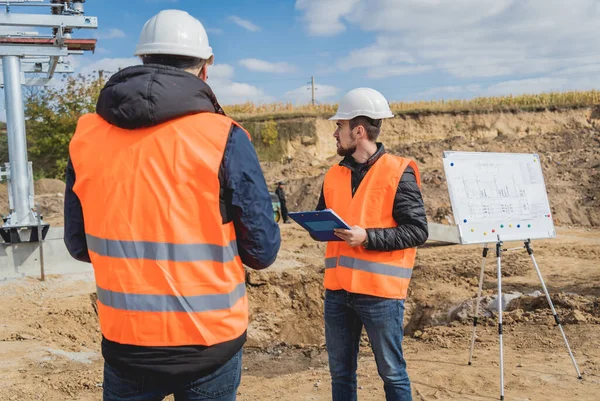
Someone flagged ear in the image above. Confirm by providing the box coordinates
[354,124,366,139]
[199,65,208,81]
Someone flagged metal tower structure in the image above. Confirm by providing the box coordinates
[0,0,98,244]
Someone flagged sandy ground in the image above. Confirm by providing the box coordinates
[1,225,599,401]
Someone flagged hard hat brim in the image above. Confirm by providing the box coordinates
[134,44,214,63]
[328,110,395,121]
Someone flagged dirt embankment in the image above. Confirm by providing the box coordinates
[260,108,600,227]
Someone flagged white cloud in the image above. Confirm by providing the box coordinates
[207,64,274,104]
[297,0,512,36]
[207,28,224,35]
[486,77,569,96]
[210,64,235,80]
[485,74,599,97]
[284,83,340,104]
[96,28,126,40]
[337,43,414,70]
[346,0,513,33]
[413,84,482,100]
[228,16,261,32]
[296,0,600,94]
[214,82,273,104]
[409,66,600,100]
[551,61,600,77]
[66,55,84,71]
[239,58,297,74]
[295,0,360,36]
[367,65,432,79]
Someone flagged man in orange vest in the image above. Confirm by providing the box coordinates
[315,88,428,401]
[63,10,280,401]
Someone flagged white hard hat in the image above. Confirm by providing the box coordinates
[329,87,394,120]
[134,9,214,64]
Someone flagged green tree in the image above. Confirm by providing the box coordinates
[261,118,278,147]
[22,74,104,179]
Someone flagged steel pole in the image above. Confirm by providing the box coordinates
[525,240,582,379]
[496,240,505,401]
[3,55,34,226]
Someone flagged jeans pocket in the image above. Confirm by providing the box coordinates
[103,363,144,398]
[397,299,405,313]
[189,350,242,399]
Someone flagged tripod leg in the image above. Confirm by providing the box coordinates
[496,241,505,401]
[525,241,583,379]
[469,244,489,365]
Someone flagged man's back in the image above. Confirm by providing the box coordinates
[64,64,280,380]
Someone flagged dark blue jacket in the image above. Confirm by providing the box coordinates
[63,63,280,380]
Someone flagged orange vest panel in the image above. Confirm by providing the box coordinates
[69,112,250,346]
[323,153,421,299]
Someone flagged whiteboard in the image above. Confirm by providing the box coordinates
[442,151,555,245]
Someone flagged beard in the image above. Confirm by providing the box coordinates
[337,142,357,157]
[336,131,357,157]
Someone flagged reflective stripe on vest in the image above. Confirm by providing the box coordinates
[86,234,239,263]
[325,256,413,279]
[324,257,337,269]
[337,256,413,279]
[70,112,250,347]
[97,282,246,313]
[323,153,421,299]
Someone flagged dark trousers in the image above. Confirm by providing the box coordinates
[280,201,289,222]
[102,349,242,401]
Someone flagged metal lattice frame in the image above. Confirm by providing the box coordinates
[0,0,97,243]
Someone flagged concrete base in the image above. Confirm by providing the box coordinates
[427,222,461,245]
[0,226,92,281]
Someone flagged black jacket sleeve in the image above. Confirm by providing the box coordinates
[63,157,91,263]
[365,166,429,251]
[224,126,281,269]
[316,185,326,211]
[306,185,327,242]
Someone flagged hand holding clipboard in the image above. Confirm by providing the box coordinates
[287,209,351,242]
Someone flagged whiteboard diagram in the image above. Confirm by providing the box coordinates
[442,151,555,244]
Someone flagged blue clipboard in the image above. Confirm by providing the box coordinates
[288,209,352,241]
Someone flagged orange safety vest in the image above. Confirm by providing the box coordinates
[323,153,421,300]
[69,112,249,347]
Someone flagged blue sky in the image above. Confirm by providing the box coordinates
[2,0,600,107]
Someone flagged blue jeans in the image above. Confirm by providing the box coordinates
[325,289,412,401]
[102,349,242,401]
